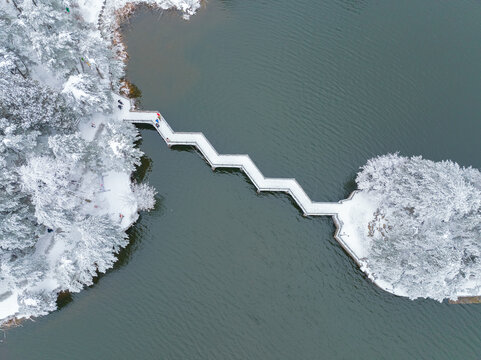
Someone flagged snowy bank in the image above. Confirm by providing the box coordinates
[0,0,198,326]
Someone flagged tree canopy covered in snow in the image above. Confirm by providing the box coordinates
[0,0,201,324]
[356,154,481,301]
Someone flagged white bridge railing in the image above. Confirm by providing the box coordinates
[123,110,344,217]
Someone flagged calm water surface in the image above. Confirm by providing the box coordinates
[2,0,481,358]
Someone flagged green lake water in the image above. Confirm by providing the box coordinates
[1,0,481,358]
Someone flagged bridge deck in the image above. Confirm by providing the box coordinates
[124,110,343,217]
[119,95,389,291]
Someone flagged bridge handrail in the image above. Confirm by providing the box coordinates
[120,96,363,268]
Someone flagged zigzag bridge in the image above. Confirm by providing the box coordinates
[119,95,362,268]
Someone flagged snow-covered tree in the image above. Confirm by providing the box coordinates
[55,215,128,291]
[96,121,143,173]
[132,182,156,211]
[357,154,481,301]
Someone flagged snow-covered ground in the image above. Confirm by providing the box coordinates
[77,95,141,230]
[335,191,410,298]
[78,0,200,28]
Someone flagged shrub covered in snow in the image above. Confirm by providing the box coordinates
[132,182,157,211]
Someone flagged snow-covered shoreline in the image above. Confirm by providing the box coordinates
[334,191,411,298]
[0,0,200,326]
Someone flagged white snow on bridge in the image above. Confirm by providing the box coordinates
[117,94,376,277]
